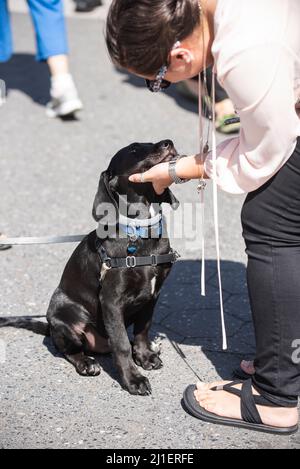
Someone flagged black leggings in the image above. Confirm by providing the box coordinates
[241,137,300,407]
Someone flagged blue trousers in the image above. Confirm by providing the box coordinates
[0,0,68,62]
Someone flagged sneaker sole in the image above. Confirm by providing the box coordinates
[46,99,83,118]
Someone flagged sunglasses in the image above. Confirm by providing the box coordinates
[145,66,171,93]
[145,41,181,93]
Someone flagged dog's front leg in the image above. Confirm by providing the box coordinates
[133,301,163,371]
[100,294,152,396]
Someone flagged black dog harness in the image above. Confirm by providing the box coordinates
[95,208,180,269]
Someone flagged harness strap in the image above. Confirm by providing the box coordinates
[96,239,179,269]
[101,251,179,269]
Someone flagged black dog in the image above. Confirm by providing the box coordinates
[0,140,179,395]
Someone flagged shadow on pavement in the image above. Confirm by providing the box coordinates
[42,259,255,387]
[0,53,51,105]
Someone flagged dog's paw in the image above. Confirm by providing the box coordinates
[133,351,163,371]
[125,375,152,396]
[76,356,101,377]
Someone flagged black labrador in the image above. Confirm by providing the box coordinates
[0,140,179,395]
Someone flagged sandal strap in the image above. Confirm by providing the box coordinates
[210,379,288,425]
[241,379,263,424]
[211,380,242,396]
[212,380,281,407]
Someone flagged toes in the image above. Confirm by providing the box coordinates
[196,380,232,391]
[194,389,212,403]
[200,398,216,413]
[193,387,217,411]
[196,381,219,391]
[196,381,207,390]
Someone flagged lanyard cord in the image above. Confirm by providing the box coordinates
[198,71,227,351]
[198,76,207,297]
[197,1,227,350]
[211,72,227,351]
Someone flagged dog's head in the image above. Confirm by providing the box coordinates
[93,140,179,223]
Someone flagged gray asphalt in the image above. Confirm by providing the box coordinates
[0,8,299,450]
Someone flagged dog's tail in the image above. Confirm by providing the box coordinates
[0,317,50,336]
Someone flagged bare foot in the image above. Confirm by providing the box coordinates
[194,381,299,428]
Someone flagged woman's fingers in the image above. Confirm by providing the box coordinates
[128,173,166,194]
[128,163,172,194]
[129,172,149,183]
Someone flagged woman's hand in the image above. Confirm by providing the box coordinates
[129,162,173,195]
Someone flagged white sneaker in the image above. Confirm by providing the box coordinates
[46,74,83,118]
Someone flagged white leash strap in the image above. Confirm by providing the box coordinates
[212,72,227,351]
[198,74,206,297]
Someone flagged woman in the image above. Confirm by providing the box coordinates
[106,0,300,435]
[0,0,82,118]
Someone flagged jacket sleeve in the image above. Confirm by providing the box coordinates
[204,44,300,194]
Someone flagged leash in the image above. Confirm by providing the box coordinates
[0,205,163,247]
[0,234,86,246]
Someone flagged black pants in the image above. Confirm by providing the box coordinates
[241,137,300,407]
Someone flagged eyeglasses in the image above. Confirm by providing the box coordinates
[145,41,181,93]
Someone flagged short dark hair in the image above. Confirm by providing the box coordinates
[106,0,201,76]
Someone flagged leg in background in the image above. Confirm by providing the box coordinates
[0,0,13,63]
[27,0,83,117]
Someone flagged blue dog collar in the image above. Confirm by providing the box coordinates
[119,218,163,240]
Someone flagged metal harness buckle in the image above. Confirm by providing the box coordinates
[126,256,137,268]
[151,254,158,266]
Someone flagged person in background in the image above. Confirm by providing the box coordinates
[0,0,82,118]
[74,0,102,13]
[177,68,240,134]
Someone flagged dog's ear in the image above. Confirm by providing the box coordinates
[92,171,118,221]
[157,188,180,210]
